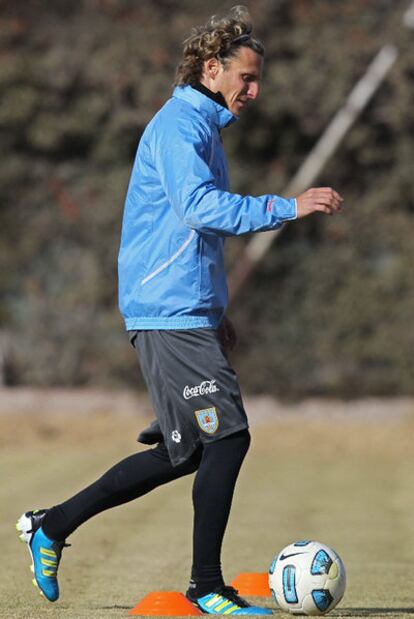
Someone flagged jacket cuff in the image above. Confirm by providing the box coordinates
[276,197,297,222]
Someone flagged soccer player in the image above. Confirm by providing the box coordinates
[17,6,342,615]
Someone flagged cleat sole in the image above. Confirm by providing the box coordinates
[16,514,33,545]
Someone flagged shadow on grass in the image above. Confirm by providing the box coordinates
[97,605,132,610]
[335,609,414,616]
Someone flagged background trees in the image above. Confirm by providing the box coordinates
[1,0,413,396]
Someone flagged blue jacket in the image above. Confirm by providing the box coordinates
[118,84,297,330]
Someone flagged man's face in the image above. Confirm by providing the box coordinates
[212,47,263,116]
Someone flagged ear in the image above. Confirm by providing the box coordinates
[204,57,221,80]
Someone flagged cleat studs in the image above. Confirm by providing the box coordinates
[32,578,37,588]
[30,564,34,573]
[19,533,25,542]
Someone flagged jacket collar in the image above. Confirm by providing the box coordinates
[172,84,238,130]
[191,82,228,109]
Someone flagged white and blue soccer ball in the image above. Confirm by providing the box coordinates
[268,541,346,616]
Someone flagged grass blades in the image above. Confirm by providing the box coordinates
[1,406,414,619]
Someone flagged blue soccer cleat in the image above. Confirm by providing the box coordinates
[187,585,273,615]
[16,509,69,602]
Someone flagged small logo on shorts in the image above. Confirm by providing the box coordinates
[183,379,220,400]
[171,430,181,443]
[194,407,219,434]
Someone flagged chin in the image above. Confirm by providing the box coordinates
[231,104,244,116]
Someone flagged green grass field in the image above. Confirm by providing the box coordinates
[1,403,414,619]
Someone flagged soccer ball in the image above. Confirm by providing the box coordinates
[268,541,346,616]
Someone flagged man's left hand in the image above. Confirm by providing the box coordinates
[218,316,237,351]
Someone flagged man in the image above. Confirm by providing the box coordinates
[17,7,342,615]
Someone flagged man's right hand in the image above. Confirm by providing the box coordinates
[295,187,343,219]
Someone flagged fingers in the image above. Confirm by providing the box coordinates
[316,187,343,202]
[227,326,237,350]
[305,187,343,215]
[223,324,237,350]
[218,317,237,351]
[315,197,342,214]
[311,188,343,206]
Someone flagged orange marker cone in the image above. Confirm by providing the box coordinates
[231,573,271,597]
[129,591,202,616]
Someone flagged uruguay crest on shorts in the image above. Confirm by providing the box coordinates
[194,407,219,434]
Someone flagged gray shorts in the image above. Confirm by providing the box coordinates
[130,329,248,466]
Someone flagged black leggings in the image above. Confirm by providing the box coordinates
[43,430,250,591]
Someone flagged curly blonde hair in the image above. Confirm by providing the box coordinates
[174,5,264,87]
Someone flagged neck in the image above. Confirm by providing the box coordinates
[192,82,228,109]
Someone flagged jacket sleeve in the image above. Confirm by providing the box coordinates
[152,113,297,236]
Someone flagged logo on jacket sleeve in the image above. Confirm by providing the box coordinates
[194,407,219,434]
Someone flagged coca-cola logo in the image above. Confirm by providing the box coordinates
[183,379,220,400]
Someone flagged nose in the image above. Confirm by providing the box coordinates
[247,81,260,100]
